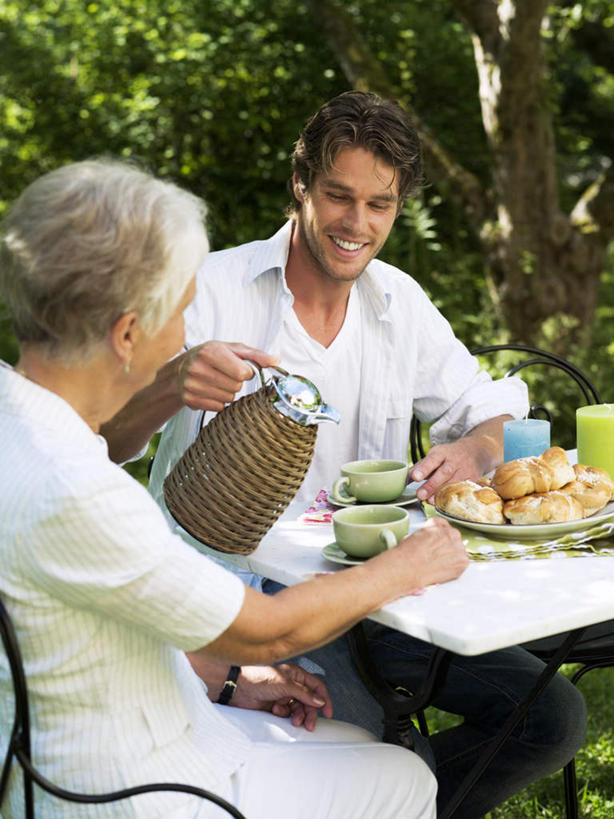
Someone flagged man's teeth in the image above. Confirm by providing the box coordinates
[332,237,363,251]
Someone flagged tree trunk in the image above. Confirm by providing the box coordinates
[305,0,614,352]
[456,0,606,348]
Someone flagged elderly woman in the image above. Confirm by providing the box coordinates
[0,159,468,818]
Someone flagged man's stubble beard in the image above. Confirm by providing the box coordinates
[297,216,369,284]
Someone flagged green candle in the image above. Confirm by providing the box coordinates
[576,404,614,480]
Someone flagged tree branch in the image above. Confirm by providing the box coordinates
[452,0,550,128]
[449,0,501,53]
[571,163,614,242]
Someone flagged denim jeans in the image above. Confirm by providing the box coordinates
[263,579,587,819]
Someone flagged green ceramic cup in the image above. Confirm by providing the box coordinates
[332,505,410,559]
[331,459,409,504]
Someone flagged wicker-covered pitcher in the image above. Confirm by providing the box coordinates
[163,366,339,555]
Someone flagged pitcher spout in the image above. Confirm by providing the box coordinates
[314,403,341,425]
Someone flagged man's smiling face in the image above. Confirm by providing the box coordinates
[293,146,400,284]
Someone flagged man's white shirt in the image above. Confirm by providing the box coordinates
[150,220,528,564]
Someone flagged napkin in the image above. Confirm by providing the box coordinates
[300,489,336,524]
[424,505,614,561]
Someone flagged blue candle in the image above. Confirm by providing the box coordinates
[503,419,551,462]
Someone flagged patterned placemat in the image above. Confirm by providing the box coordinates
[424,505,614,560]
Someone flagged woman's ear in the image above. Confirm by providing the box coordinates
[109,311,140,371]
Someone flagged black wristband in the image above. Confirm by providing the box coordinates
[216,665,240,705]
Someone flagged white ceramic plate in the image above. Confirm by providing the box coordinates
[327,482,422,509]
[434,501,614,540]
[321,542,368,565]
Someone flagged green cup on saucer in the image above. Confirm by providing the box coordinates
[330,459,409,504]
[332,505,410,559]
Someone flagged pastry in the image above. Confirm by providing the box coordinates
[435,480,506,524]
[491,446,574,499]
[559,480,610,518]
[573,463,614,501]
[491,456,554,499]
[539,446,575,489]
[503,491,584,525]
[556,463,614,517]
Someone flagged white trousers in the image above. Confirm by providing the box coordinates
[213,706,437,819]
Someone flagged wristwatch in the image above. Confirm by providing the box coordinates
[217,665,241,705]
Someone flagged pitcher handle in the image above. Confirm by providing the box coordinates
[245,361,289,389]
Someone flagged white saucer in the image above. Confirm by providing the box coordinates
[321,542,368,566]
[327,482,422,509]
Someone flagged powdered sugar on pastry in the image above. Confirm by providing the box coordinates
[435,481,506,524]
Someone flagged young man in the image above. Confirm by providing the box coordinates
[103,92,586,817]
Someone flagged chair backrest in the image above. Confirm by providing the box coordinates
[0,596,246,818]
[409,343,602,463]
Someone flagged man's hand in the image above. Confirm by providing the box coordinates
[229,663,333,731]
[177,341,281,413]
[410,438,488,503]
[408,414,512,503]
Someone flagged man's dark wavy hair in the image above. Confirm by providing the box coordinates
[288,90,422,215]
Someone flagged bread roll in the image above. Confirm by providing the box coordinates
[491,446,574,499]
[503,491,584,525]
[491,457,554,499]
[539,446,575,489]
[559,480,610,518]
[573,463,614,501]
[435,481,506,524]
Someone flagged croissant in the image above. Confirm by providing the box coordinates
[503,491,584,525]
[491,457,553,500]
[539,446,576,488]
[436,451,610,526]
[435,481,506,524]
[559,480,611,518]
[572,463,614,501]
[491,446,574,499]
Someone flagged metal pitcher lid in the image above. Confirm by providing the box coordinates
[252,364,340,426]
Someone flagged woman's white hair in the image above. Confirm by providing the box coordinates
[0,158,209,362]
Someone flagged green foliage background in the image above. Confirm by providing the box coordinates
[2,3,614,815]
[2,0,613,453]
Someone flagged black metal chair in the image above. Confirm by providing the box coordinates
[346,622,452,747]
[0,595,246,819]
[410,343,602,464]
[407,342,611,818]
[526,623,614,819]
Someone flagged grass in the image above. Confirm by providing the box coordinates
[424,665,614,818]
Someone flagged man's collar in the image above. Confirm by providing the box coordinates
[358,266,393,320]
[244,221,293,287]
[243,219,393,318]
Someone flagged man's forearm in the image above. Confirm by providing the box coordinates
[466,413,513,474]
[101,356,184,463]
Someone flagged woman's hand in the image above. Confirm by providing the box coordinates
[178,341,281,412]
[394,517,469,589]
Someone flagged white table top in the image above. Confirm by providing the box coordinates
[240,499,614,657]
